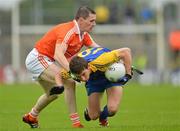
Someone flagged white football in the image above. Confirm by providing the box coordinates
[105,62,126,82]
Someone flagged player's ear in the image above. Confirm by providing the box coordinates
[78,17,85,22]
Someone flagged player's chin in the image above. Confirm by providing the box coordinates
[88,28,93,32]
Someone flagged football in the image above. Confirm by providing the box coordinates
[105,62,126,82]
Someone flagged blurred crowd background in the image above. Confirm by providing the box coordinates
[0,0,179,85]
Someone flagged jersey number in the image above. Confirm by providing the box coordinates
[78,47,103,57]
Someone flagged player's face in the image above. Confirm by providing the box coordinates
[76,68,91,82]
[80,14,96,32]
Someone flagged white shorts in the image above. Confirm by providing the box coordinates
[25,48,54,81]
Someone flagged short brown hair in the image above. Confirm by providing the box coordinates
[75,6,96,20]
[69,56,88,74]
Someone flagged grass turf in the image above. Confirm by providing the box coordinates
[0,83,180,131]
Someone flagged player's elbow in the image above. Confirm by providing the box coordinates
[118,47,131,59]
[122,47,131,56]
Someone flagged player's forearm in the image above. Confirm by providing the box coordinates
[117,48,132,75]
[54,42,69,71]
[54,52,69,71]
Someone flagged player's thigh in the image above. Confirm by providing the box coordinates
[40,63,60,83]
[106,86,123,109]
[88,93,102,115]
[39,63,61,93]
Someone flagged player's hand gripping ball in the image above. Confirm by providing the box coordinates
[105,62,126,82]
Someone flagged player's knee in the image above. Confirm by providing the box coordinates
[49,86,64,95]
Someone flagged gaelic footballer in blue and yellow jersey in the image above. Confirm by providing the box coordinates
[78,47,120,72]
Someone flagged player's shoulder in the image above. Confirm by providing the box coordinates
[47,20,77,37]
[53,20,75,32]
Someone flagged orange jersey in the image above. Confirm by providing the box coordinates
[35,20,95,60]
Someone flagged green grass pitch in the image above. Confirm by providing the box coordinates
[0,83,180,131]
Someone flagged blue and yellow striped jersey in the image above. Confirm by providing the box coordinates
[78,47,119,72]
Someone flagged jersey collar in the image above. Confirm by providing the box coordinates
[73,19,86,35]
[73,19,86,41]
[73,20,81,34]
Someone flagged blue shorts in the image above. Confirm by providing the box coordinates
[85,71,123,96]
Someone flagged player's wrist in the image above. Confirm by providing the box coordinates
[116,74,132,85]
[125,74,132,79]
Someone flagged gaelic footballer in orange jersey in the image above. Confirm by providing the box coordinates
[23,6,99,128]
[35,20,95,60]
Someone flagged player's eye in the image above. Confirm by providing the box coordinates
[90,20,95,23]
